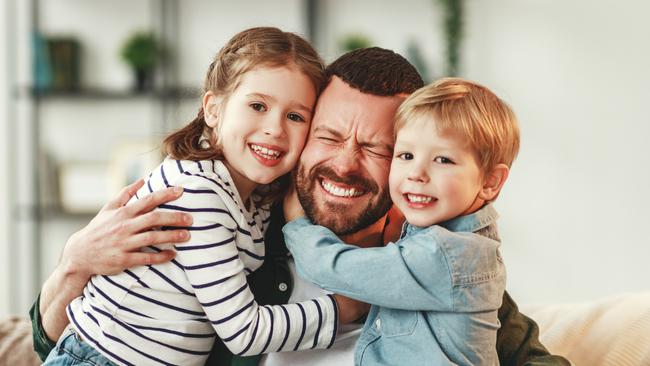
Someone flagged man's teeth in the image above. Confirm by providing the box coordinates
[407,194,432,203]
[250,144,281,159]
[321,181,364,197]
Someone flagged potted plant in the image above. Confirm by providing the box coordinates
[120,32,161,91]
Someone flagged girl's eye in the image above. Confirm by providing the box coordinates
[434,156,454,164]
[287,113,306,122]
[396,152,414,160]
[250,103,267,112]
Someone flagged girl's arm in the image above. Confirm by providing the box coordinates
[283,218,504,312]
[170,174,339,356]
[36,180,189,349]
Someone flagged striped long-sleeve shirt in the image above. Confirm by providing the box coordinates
[66,158,338,366]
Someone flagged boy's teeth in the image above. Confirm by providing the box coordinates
[251,144,281,159]
[321,181,364,197]
[407,194,432,203]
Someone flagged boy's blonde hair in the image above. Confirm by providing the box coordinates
[395,77,520,173]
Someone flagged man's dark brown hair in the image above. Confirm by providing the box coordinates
[325,47,424,96]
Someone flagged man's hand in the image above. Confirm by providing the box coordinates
[334,294,371,324]
[60,179,192,279]
[40,179,192,342]
[283,184,306,222]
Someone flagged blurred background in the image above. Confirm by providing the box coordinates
[0,0,649,317]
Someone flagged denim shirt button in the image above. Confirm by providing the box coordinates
[278,282,288,292]
[375,318,381,330]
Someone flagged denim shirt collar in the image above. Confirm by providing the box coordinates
[401,203,499,238]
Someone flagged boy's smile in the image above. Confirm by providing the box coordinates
[389,117,486,228]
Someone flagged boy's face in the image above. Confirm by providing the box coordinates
[389,117,486,227]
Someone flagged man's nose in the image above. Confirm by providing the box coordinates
[331,144,361,174]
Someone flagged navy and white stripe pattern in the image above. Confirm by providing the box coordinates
[67,158,338,366]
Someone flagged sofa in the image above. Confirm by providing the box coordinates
[3,291,650,366]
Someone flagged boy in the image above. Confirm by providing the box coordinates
[282,77,520,365]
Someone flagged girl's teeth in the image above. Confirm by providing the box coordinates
[321,181,364,197]
[251,144,281,159]
[407,194,432,203]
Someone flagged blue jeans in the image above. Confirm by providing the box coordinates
[43,328,116,366]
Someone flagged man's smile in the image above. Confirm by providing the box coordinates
[319,178,366,198]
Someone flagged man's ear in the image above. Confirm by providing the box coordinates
[478,164,510,202]
[202,91,222,128]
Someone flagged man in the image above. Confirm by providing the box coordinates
[31,48,569,365]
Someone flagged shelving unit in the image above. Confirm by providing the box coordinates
[8,0,199,311]
[7,0,318,313]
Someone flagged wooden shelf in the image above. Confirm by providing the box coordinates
[15,86,201,100]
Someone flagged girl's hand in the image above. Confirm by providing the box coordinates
[283,183,306,222]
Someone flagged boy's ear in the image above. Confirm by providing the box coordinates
[478,163,510,202]
[202,91,223,128]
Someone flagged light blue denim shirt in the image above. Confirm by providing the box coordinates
[283,204,505,366]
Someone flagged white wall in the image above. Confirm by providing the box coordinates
[462,0,650,304]
[0,0,11,317]
[5,0,650,314]
[323,0,650,304]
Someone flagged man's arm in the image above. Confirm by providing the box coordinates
[30,179,192,360]
[497,292,570,366]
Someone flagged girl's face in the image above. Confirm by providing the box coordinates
[205,65,317,199]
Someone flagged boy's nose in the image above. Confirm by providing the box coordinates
[407,165,429,183]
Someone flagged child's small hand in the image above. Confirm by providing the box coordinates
[283,184,306,222]
[334,294,370,324]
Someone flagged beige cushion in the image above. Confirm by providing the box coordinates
[523,292,650,366]
[0,316,41,366]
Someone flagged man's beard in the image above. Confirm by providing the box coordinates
[295,163,393,235]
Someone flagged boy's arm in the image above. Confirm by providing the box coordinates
[30,181,191,360]
[497,292,571,366]
[283,218,503,312]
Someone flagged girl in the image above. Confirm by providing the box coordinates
[44,27,344,366]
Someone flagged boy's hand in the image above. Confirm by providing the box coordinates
[334,294,371,324]
[283,184,306,222]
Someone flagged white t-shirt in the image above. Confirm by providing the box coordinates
[260,260,362,366]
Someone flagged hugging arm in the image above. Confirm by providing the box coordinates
[283,218,503,312]
[496,292,571,366]
[30,180,192,360]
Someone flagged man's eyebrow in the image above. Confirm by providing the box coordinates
[246,93,312,114]
[314,126,393,152]
[313,126,344,138]
[360,140,393,153]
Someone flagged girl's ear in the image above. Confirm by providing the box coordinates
[202,91,222,128]
[478,163,510,202]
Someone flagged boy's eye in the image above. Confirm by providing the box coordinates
[434,156,454,164]
[396,152,414,160]
[250,102,267,112]
[287,113,306,122]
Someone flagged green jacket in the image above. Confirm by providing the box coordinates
[30,203,569,365]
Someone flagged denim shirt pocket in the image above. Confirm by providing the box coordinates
[378,308,419,337]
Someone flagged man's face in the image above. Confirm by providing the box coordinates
[296,77,407,235]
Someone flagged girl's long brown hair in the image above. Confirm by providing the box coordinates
[163,27,325,204]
